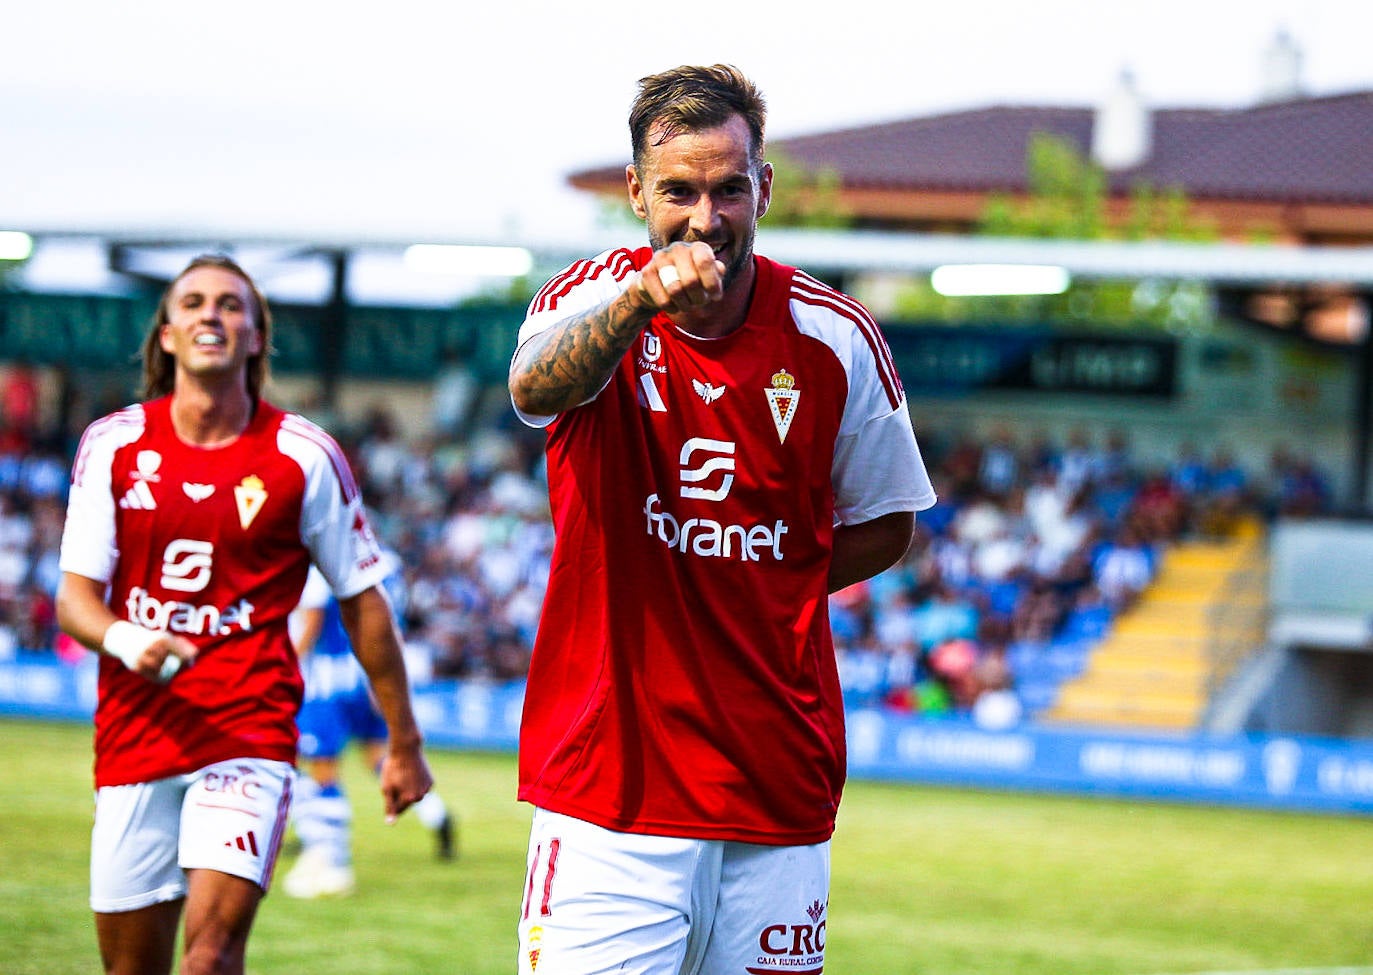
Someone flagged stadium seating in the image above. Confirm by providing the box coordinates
[1043,520,1268,730]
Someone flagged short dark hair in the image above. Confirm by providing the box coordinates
[629,64,767,173]
[141,254,273,401]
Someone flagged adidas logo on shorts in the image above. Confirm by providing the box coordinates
[225,831,260,856]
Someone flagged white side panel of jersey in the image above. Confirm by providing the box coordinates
[788,287,937,524]
[276,418,387,601]
[59,406,147,583]
[831,411,935,524]
[299,564,332,611]
[788,273,902,436]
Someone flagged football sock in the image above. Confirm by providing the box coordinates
[412,790,449,831]
[293,781,353,867]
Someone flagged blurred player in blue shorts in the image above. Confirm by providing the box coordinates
[283,554,456,898]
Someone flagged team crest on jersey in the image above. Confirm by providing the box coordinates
[234,475,267,530]
[765,369,800,444]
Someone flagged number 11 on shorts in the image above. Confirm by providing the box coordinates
[522,837,560,920]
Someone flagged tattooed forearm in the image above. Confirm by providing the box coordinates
[510,286,655,416]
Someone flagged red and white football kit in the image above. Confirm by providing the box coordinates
[60,396,389,789]
[515,249,936,846]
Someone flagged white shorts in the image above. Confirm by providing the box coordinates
[90,758,295,913]
[518,809,831,975]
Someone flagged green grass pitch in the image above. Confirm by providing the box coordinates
[3,717,1372,974]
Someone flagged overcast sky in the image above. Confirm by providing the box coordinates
[4,0,1371,249]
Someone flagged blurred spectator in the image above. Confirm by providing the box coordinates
[1055,427,1097,495]
[952,487,1009,549]
[977,426,1021,498]
[0,363,40,451]
[1131,469,1188,541]
[1171,441,1210,497]
[356,404,412,498]
[1091,524,1157,610]
[1270,451,1332,518]
[1026,481,1096,580]
[912,583,979,651]
[927,637,980,709]
[1011,578,1067,644]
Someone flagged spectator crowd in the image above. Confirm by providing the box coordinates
[0,370,1336,726]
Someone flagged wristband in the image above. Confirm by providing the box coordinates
[103,621,182,682]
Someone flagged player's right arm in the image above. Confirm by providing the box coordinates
[337,584,433,820]
[56,572,197,682]
[508,241,721,417]
[56,407,195,682]
[508,277,655,418]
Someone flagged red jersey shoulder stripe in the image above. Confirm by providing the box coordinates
[530,259,595,314]
[529,249,640,314]
[280,413,360,504]
[604,248,639,280]
[790,272,904,410]
[71,405,144,489]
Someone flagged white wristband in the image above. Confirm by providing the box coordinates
[103,621,182,682]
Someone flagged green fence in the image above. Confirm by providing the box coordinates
[0,292,525,382]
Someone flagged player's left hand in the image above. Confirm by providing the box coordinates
[378,742,435,823]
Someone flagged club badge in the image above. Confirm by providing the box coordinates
[525,925,543,973]
[234,475,267,530]
[765,368,800,443]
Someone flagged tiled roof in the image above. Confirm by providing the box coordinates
[569,91,1373,207]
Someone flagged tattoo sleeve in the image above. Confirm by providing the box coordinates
[509,286,655,417]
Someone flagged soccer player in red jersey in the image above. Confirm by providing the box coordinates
[509,65,936,974]
[55,255,434,975]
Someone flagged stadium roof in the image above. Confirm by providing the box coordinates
[568,90,1373,240]
[763,92,1373,205]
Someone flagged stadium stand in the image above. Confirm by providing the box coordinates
[0,383,1335,733]
[1045,522,1269,729]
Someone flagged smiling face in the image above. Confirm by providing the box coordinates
[159,265,263,389]
[627,113,772,294]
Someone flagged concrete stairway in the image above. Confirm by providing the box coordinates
[1043,525,1268,731]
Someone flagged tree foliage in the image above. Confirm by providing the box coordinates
[761,148,854,229]
[893,132,1219,331]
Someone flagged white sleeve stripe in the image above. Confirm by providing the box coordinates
[790,276,903,411]
[279,415,359,503]
[71,406,143,488]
